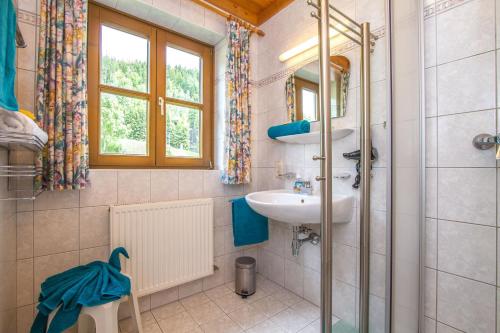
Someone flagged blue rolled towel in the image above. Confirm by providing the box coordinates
[268,120,310,139]
[231,197,268,246]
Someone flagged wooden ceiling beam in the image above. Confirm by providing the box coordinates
[257,0,295,25]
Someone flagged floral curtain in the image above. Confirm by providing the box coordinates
[222,20,251,185]
[35,0,89,191]
[285,74,296,122]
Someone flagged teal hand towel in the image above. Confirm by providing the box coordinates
[0,0,19,111]
[268,120,310,139]
[31,248,131,333]
[232,197,268,246]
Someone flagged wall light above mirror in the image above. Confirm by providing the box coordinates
[285,56,350,122]
[278,27,345,62]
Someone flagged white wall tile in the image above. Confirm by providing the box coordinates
[79,246,110,264]
[368,253,386,300]
[437,271,496,332]
[424,268,436,319]
[34,208,79,256]
[284,259,304,297]
[424,317,436,333]
[150,170,179,202]
[357,0,386,32]
[369,295,386,333]
[370,210,386,255]
[426,117,437,167]
[424,18,437,68]
[34,190,79,211]
[17,212,33,259]
[17,258,33,307]
[437,110,496,167]
[214,197,231,227]
[17,22,37,71]
[438,220,496,284]
[370,81,387,125]
[33,251,79,301]
[117,170,151,204]
[426,218,437,269]
[178,170,204,199]
[150,286,179,309]
[426,168,437,219]
[333,243,356,286]
[438,168,496,226]
[436,0,495,64]
[80,206,110,249]
[203,170,225,198]
[266,251,285,286]
[425,67,437,118]
[436,323,462,333]
[17,304,35,333]
[202,256,225,290]
[332,279,356,325]
[437,51,496,115]
[303,268,320,306]
[80,170,117,207]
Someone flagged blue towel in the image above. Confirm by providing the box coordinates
[31,248,131,333]
[0,0,19,111]
[232,197,268,246]
[268,120,310,139]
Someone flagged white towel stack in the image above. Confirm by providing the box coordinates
[0,108,48,144]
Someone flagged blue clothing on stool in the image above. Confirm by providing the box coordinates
[232,197,268,246]
[31,247,131,333]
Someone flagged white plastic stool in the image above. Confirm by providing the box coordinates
[48,294,143,333]
[47,281,143,333]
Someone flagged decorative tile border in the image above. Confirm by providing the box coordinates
[18,9,39,26]
[424,0,474,18]
[251,26,385,89]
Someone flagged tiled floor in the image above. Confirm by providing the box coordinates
[119,275,341,333]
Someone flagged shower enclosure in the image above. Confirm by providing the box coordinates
[308,0,423,332]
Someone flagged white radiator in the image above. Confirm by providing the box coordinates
[110,198,214,297]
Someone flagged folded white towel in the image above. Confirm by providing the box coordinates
[0,108,48,144]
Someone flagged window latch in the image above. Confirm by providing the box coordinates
[158,96,165,116]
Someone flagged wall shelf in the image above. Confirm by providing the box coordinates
[275,128,354,144]
[0,130,46,201]
[0,131,46,152]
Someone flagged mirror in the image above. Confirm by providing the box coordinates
[285,56,350,122]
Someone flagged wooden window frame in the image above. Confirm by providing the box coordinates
[295,77,319,122]
[156,30,213,168]
[88,4,214,168]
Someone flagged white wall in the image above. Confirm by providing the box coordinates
[423,0,499,331]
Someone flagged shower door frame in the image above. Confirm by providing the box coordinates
[310,1,378,332]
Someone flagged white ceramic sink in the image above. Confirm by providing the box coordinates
[245,190,353,225]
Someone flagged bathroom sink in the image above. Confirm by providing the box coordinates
[245,190,353,225]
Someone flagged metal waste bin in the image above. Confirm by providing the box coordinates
[235,256,256,298]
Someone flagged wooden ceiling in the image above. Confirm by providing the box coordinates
[201,0,295,26]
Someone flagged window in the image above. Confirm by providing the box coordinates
[88,4,213,168]
[295,77,319,122]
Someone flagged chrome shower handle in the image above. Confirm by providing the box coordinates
[472,133,500,150]
[472,133,500,159]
